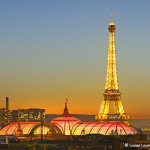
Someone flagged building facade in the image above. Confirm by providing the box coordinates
[0,108,12,129]
[0,97,12,129]
[12,108,45,122]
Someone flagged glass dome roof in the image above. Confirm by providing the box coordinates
[50,102,81,135]
[0,122,61,135]
[71,122,138,135]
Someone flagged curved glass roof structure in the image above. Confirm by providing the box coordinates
[0,122,62,135]
[71,122,138,135]
[50,102,81,135]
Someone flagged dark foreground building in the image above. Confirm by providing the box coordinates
[0,134,149,150]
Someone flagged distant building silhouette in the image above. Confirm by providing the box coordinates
[11,108,45,122]
[0,97,11,129]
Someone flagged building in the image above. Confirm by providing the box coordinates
[50,101,138,136]
[95,12,129,125]
[12,108,45,122]
[0,97,12,129]
[51,102,81,135]
[0,108,11,129]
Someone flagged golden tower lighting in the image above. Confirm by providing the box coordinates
[95,12,130,125]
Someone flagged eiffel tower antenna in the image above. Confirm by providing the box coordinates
[95,12,130,125]
[111,11,113,24]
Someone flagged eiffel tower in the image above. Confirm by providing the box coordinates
[95,12,130,125]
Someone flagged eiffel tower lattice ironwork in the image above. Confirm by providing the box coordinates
[95,12,130,125]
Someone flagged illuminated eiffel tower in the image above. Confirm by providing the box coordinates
[95,12,130,125]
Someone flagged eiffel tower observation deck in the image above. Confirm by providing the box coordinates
[95,12,130,125]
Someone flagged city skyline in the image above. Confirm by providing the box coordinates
[0,0,150,119]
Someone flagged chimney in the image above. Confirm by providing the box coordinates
[6,97,9,110]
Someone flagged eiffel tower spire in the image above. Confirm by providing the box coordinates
[110,11,114,25]
[95,13,129,124]
[111,11,113,23]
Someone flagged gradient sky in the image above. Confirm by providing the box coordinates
[0,0,150,119]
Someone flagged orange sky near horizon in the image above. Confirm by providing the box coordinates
[0,74,149,119]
